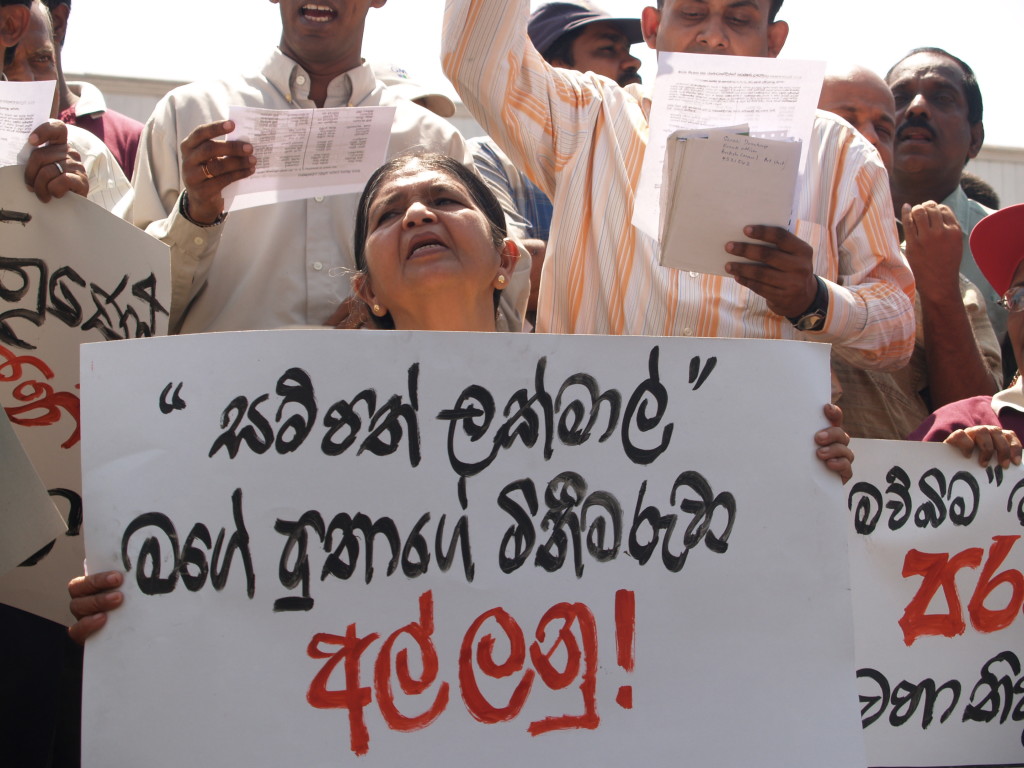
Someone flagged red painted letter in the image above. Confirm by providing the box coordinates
[528,602,600,735]
[374,590,450,731]
[306,624,380,755]
[899,547,983,646]
[967,535,1023,633]
[459,607,534,723]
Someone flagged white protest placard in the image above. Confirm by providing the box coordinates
[633,52,824,242]
[80,331,865,768]
[0,408,65,578]
[223,105,395,211]
[0,165,170,624]
[847,439,1024,768]
[0,79,55,167]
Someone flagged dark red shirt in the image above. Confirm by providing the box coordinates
[60,103,143,180]
[908,395,1024,442]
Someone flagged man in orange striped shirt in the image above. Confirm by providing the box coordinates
[443,0,915,372]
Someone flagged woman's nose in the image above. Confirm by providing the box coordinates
[403,201,435,227]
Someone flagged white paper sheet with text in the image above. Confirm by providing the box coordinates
[0,80,57,167]
[633,52,825,242]
[223,105,395,211]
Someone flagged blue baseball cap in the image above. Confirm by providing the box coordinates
[528,1,644,59]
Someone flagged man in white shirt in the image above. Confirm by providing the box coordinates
[123,0,526,334]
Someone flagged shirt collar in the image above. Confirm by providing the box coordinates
[67,82,106,116]
[263,48,377,108]
[941,185,971,224]
[992,376,1024,414]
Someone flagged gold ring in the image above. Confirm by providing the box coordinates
[201,161,214,180]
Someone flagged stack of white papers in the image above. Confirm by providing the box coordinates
[659,124,801,275]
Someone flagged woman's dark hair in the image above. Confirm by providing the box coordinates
[353,151,509,329]
[354,151,506,271]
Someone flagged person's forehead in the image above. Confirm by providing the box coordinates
[576,20,630,43]
[890,52,967,91]
[824,79,894,118]
[372,165,467,204]
[668,0,769,14]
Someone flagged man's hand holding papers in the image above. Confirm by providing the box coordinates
[724,224,818,319]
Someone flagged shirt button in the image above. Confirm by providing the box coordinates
[314,195,324,203]
[312,261,324,271]
[688,271,698,278]
[683,327,693,336]
[193,236,204,246]
[296,75,306,85]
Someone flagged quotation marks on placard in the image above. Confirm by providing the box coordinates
[159,382,187,414]
[688,356,717,391]
[986,464,1004,487]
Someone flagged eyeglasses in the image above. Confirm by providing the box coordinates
[998,285,1024,313]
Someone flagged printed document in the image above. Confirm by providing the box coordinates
[633,52,824,242]
[0,80,57,167]
[224,105,395,211]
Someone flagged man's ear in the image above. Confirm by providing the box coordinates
[765,20,788,58]
[0,4,30,52]
[967,121,985,161]
[49,1,70,48]
[640,6,660,51]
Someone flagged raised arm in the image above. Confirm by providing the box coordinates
[903,201,1001,405]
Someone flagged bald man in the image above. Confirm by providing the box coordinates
[819,64,1001,439]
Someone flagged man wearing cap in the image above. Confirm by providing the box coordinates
[444,0,915,372]
[531,0,643,87]
[469,0,645,324]
[122,0,531,334]
[911,203,1024,453]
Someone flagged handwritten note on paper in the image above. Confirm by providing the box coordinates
[80,331,867,768]
[633,52,825,242]
[223,105,396,211]
[0,80,57,167]
[659,130,801,276]
[847,439,1024,768]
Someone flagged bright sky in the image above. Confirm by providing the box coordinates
[62,0,1021,148]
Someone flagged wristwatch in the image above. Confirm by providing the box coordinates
[787,276,829,332]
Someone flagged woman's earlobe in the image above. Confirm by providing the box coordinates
[353,272,380,312]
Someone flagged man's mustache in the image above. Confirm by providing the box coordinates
[618,69,642,87]
[896,114,936,142]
